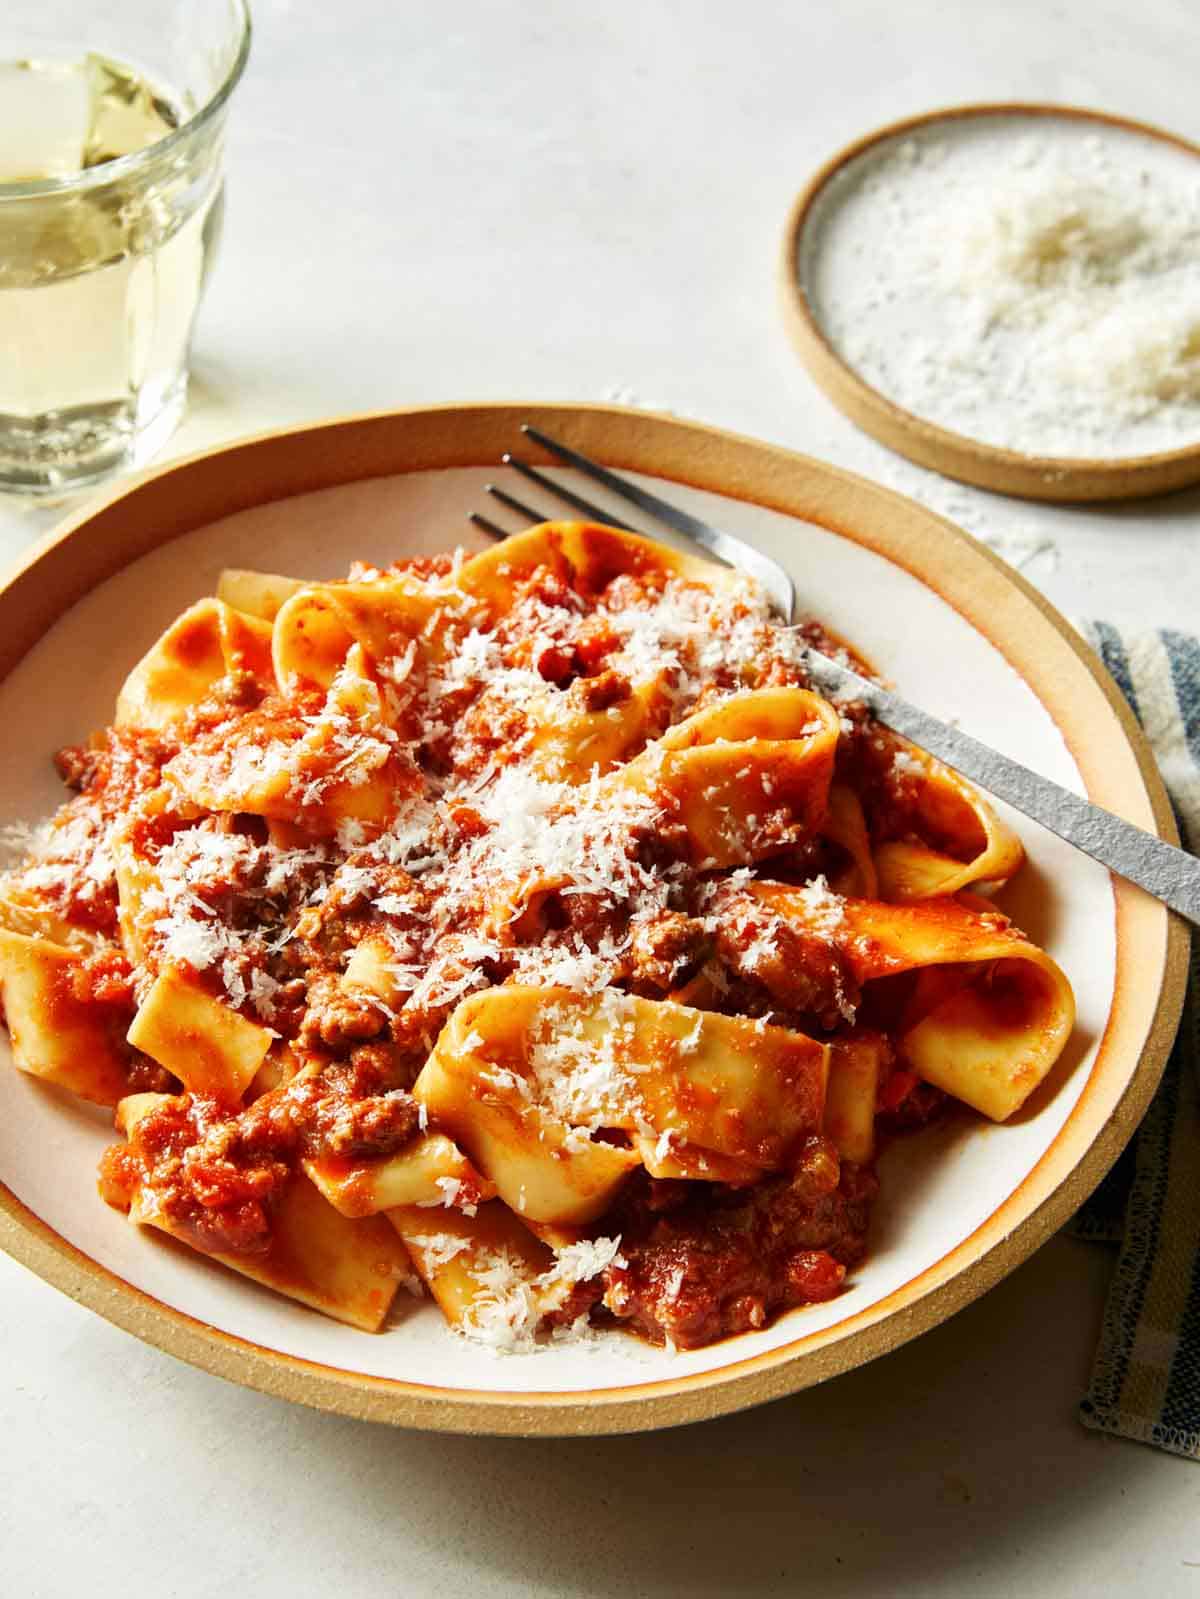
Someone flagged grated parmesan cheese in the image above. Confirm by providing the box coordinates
[890,747,926,781]
[408,1233,472,1270]
[454,1235,626,1354]
[807,117,1200,458]
[526,991,650,1136]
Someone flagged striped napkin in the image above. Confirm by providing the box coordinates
[1073,624,1200,1460]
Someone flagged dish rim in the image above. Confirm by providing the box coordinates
[0,400,1187,1435]
[779,101,1200,504]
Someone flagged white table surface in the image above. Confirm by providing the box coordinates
[3,2,1200,1593]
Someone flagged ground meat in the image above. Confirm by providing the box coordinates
[572,619,620,674]
[241,1054,422,1163]
[124,1054,178,1095]
[876,1073,948,1135]
[552,889,627,949]
[53,743,101,790]
[754,834,841,887]
[289,1078,421,1160]
[67,948,135,1009]
[444,801,490,843]
[27,729,181,943]
[574,668,632,713]
[534,641,575,685]
[99,1094,290,1257]
[600,1139,877,1348]
[99,1065,423,1256]
[63,726,178,813]
[631,799,694,871]
[189,669,268,722]
[299,970,388,1050]
[449,689,535,771]
[542,1277,607,1331]
[710,886,860,1029]
[627,911,708,995]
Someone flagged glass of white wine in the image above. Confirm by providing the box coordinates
[0,1,251,498]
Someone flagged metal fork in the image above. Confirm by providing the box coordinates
[471,423,1200,927]
[472,425,796,621]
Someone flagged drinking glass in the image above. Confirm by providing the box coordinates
[0,1,251,498]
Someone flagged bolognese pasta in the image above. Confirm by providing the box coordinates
[0,522,1074,1351]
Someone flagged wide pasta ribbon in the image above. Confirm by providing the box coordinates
[260,520,722,699]
[610,687,842,868]
[413,985,829,1226]
[454,519,735,608]
[116,598,275,730]
[820,783,879,898]
[270,578,464,693]
[112,1092,412,1332]
[164,644,415,831]
[386,1198,628,1351]
[860,729,1024,901]
[0,929,132,1105]
[744,883,1075,1121]
[523,677,669,781]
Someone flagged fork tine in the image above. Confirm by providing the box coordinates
[501,454,643,533]
[521,423,720,546]
[519,422,795,619]
[485,484,550,524]
[468,511,511,539]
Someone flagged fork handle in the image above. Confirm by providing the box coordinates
[804,650,1200,926]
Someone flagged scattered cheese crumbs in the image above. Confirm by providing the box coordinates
[456,1236,626,1355]
[677,1014,705,1054]
[439,1176,477,1217]
[335,818,369,852]
[551,1236,626,1285]
[891,747,926,780]
[458,1248,543,1353]
[527,991,648,1136]
[791,874,846,936]
[408,1233,472,1270]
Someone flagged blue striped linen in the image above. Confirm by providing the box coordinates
[1074,625,1200,1460]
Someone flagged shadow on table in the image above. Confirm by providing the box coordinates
[1082,482,1200,529]
[264,1236,1151,1596]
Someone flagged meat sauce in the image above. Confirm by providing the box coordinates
[598,1143,877,1348]
[100,1055,424,1257]
[13,547,959,1350]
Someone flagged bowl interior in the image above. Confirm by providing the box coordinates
[0,459,1120,1398]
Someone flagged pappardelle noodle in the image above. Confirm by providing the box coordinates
[0,522,1075,1351]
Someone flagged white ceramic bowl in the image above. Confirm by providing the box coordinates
[0,404,1184,1434]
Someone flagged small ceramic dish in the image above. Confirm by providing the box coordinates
[0,403,1185,1432]
[781,104,1200,503]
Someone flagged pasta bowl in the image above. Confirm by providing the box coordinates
[0,403,1185,1434]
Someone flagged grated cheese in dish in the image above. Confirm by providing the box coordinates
[802,113,1200,458]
